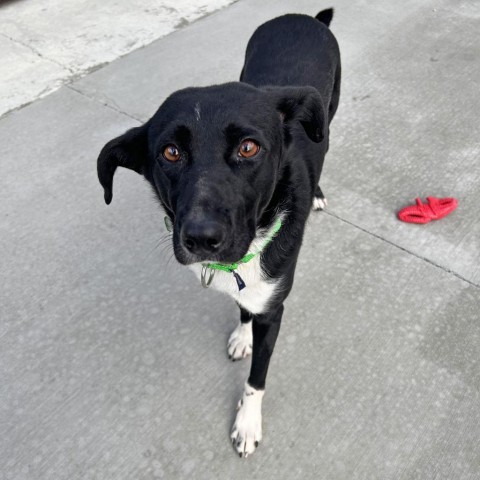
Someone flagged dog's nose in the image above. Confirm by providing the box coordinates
[181,220,226,255]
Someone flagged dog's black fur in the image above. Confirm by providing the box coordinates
[97,9,340,456]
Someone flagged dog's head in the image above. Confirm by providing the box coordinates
[97,82,325,265]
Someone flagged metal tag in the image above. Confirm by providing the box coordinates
[201,265,215,288]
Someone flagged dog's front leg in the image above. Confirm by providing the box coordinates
[230,303,284,457]
[227,307,253,361]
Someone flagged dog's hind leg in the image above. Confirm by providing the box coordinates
[328,63,341,124]
[227,307,253,361]
[312,63,340,213]
[312,184,328,211]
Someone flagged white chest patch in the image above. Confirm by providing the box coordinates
[188,217,283,315]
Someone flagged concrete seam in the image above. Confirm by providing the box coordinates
[66,85,143,123]
[0,32,75,74]
[323,209,479,289]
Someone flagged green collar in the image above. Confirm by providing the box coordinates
[164,215,282,291]
[202,217,282,290]
[204,217,282,273]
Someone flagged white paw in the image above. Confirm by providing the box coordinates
[312,196,328,211]
[227,321,253,361]
[230,383,264,458]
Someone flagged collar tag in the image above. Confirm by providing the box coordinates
[201,265,215,288]
[232,271,246,291]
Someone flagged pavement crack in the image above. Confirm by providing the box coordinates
[0,32,75,74]
[66,85,143,123]
[323,209,479,289]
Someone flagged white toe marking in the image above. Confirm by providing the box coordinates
[312,196,327,211]
[228,321,253,361]
[230,383,264,457]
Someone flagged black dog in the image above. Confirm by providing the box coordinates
[97,9,340,457]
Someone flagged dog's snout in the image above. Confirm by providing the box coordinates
[181,219,226,255]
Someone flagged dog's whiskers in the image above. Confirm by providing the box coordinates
[146,234,173,256]
[165,251,176,268]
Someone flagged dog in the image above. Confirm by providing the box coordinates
[97,8,340,457]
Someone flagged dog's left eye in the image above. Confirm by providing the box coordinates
[238,140,260,159]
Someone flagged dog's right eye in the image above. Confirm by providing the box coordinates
[163,145,181,162]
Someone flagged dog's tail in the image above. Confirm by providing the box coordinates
[315,8,334,27]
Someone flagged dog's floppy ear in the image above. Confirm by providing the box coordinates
[97,123,149,204]
[269,86,326,143]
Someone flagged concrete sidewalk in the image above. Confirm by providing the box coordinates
[0,0,235,117]
[1,0,479,479]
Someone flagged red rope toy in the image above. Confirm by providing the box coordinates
[398,197,458,224]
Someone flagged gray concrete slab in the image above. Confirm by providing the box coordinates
[323,0,480,286]
[1,0,480,479]
[0,33,69,115]
[0,0,235,116]
[72,0,423,121]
